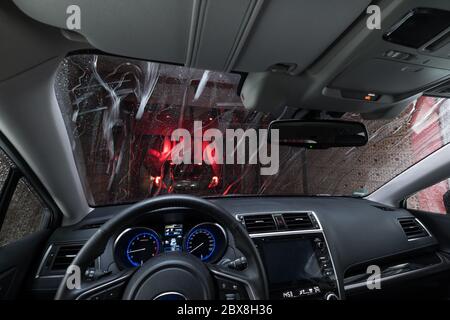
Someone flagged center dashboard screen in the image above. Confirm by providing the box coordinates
[255,237,323,299]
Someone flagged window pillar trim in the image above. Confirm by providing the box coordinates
[0,167,22,229]
[0,131,61,229]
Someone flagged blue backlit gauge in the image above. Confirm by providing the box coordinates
[126,230,160,267]
[185,228,216,261]
[184,223,227,263]
[114,228,161,268]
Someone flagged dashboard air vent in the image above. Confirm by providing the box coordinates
[398,218,430,240]
[51,244,83,270]
[282,212,315,230]
[242,214,277,233]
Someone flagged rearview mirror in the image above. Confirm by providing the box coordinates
[268,120,368,149]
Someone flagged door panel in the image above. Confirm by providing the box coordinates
[411,210,450,254]
[0,230,51,299]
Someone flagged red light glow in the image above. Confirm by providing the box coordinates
[154,176,162,187]
[208,176,219,189]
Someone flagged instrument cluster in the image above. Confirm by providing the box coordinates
[114,222,227,269]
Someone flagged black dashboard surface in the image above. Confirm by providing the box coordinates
[210,197,438,271]
[34,196,442,298]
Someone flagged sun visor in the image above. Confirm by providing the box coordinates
[12,0,370,73]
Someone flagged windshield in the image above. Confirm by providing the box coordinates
[55,54,450,206]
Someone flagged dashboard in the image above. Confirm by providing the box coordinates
[32,196,450,300]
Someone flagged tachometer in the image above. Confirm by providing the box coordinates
[114,228,161,268]
[126,231,160,267]
[184,223,227,263]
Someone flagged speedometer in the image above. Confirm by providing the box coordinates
[185,228,216,261]
[184,223,227,263]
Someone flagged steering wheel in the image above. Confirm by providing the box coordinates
[55,195,269,300]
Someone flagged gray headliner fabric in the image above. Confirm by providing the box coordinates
[13,0,193,64]
[234,0,371,72]
[12,0,370,73]
[0,0,85,83]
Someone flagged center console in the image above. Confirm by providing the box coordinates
[237,212,341,300]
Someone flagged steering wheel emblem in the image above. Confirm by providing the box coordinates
[153,292,187,300]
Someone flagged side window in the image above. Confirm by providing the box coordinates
[0,148,12,190]
[0,148,48,247]
[407,179,450,214]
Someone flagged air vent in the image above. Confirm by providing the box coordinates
[282,212,315,230]
[398,218,430,240]
[242,214,277,233]
[51,244,83,270]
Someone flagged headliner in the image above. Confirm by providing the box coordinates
[1,0,450,224]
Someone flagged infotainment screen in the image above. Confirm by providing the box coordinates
[254,235,327,299]
[259,238,322,285]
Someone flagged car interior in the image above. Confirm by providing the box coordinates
[1,0,450,301]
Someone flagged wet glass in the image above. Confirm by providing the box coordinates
[55,54,450,206]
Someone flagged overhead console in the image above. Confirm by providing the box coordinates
[383,8,450,57]
[331,58,449,97]
[329,7,450,104]
[241,1,450,119]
